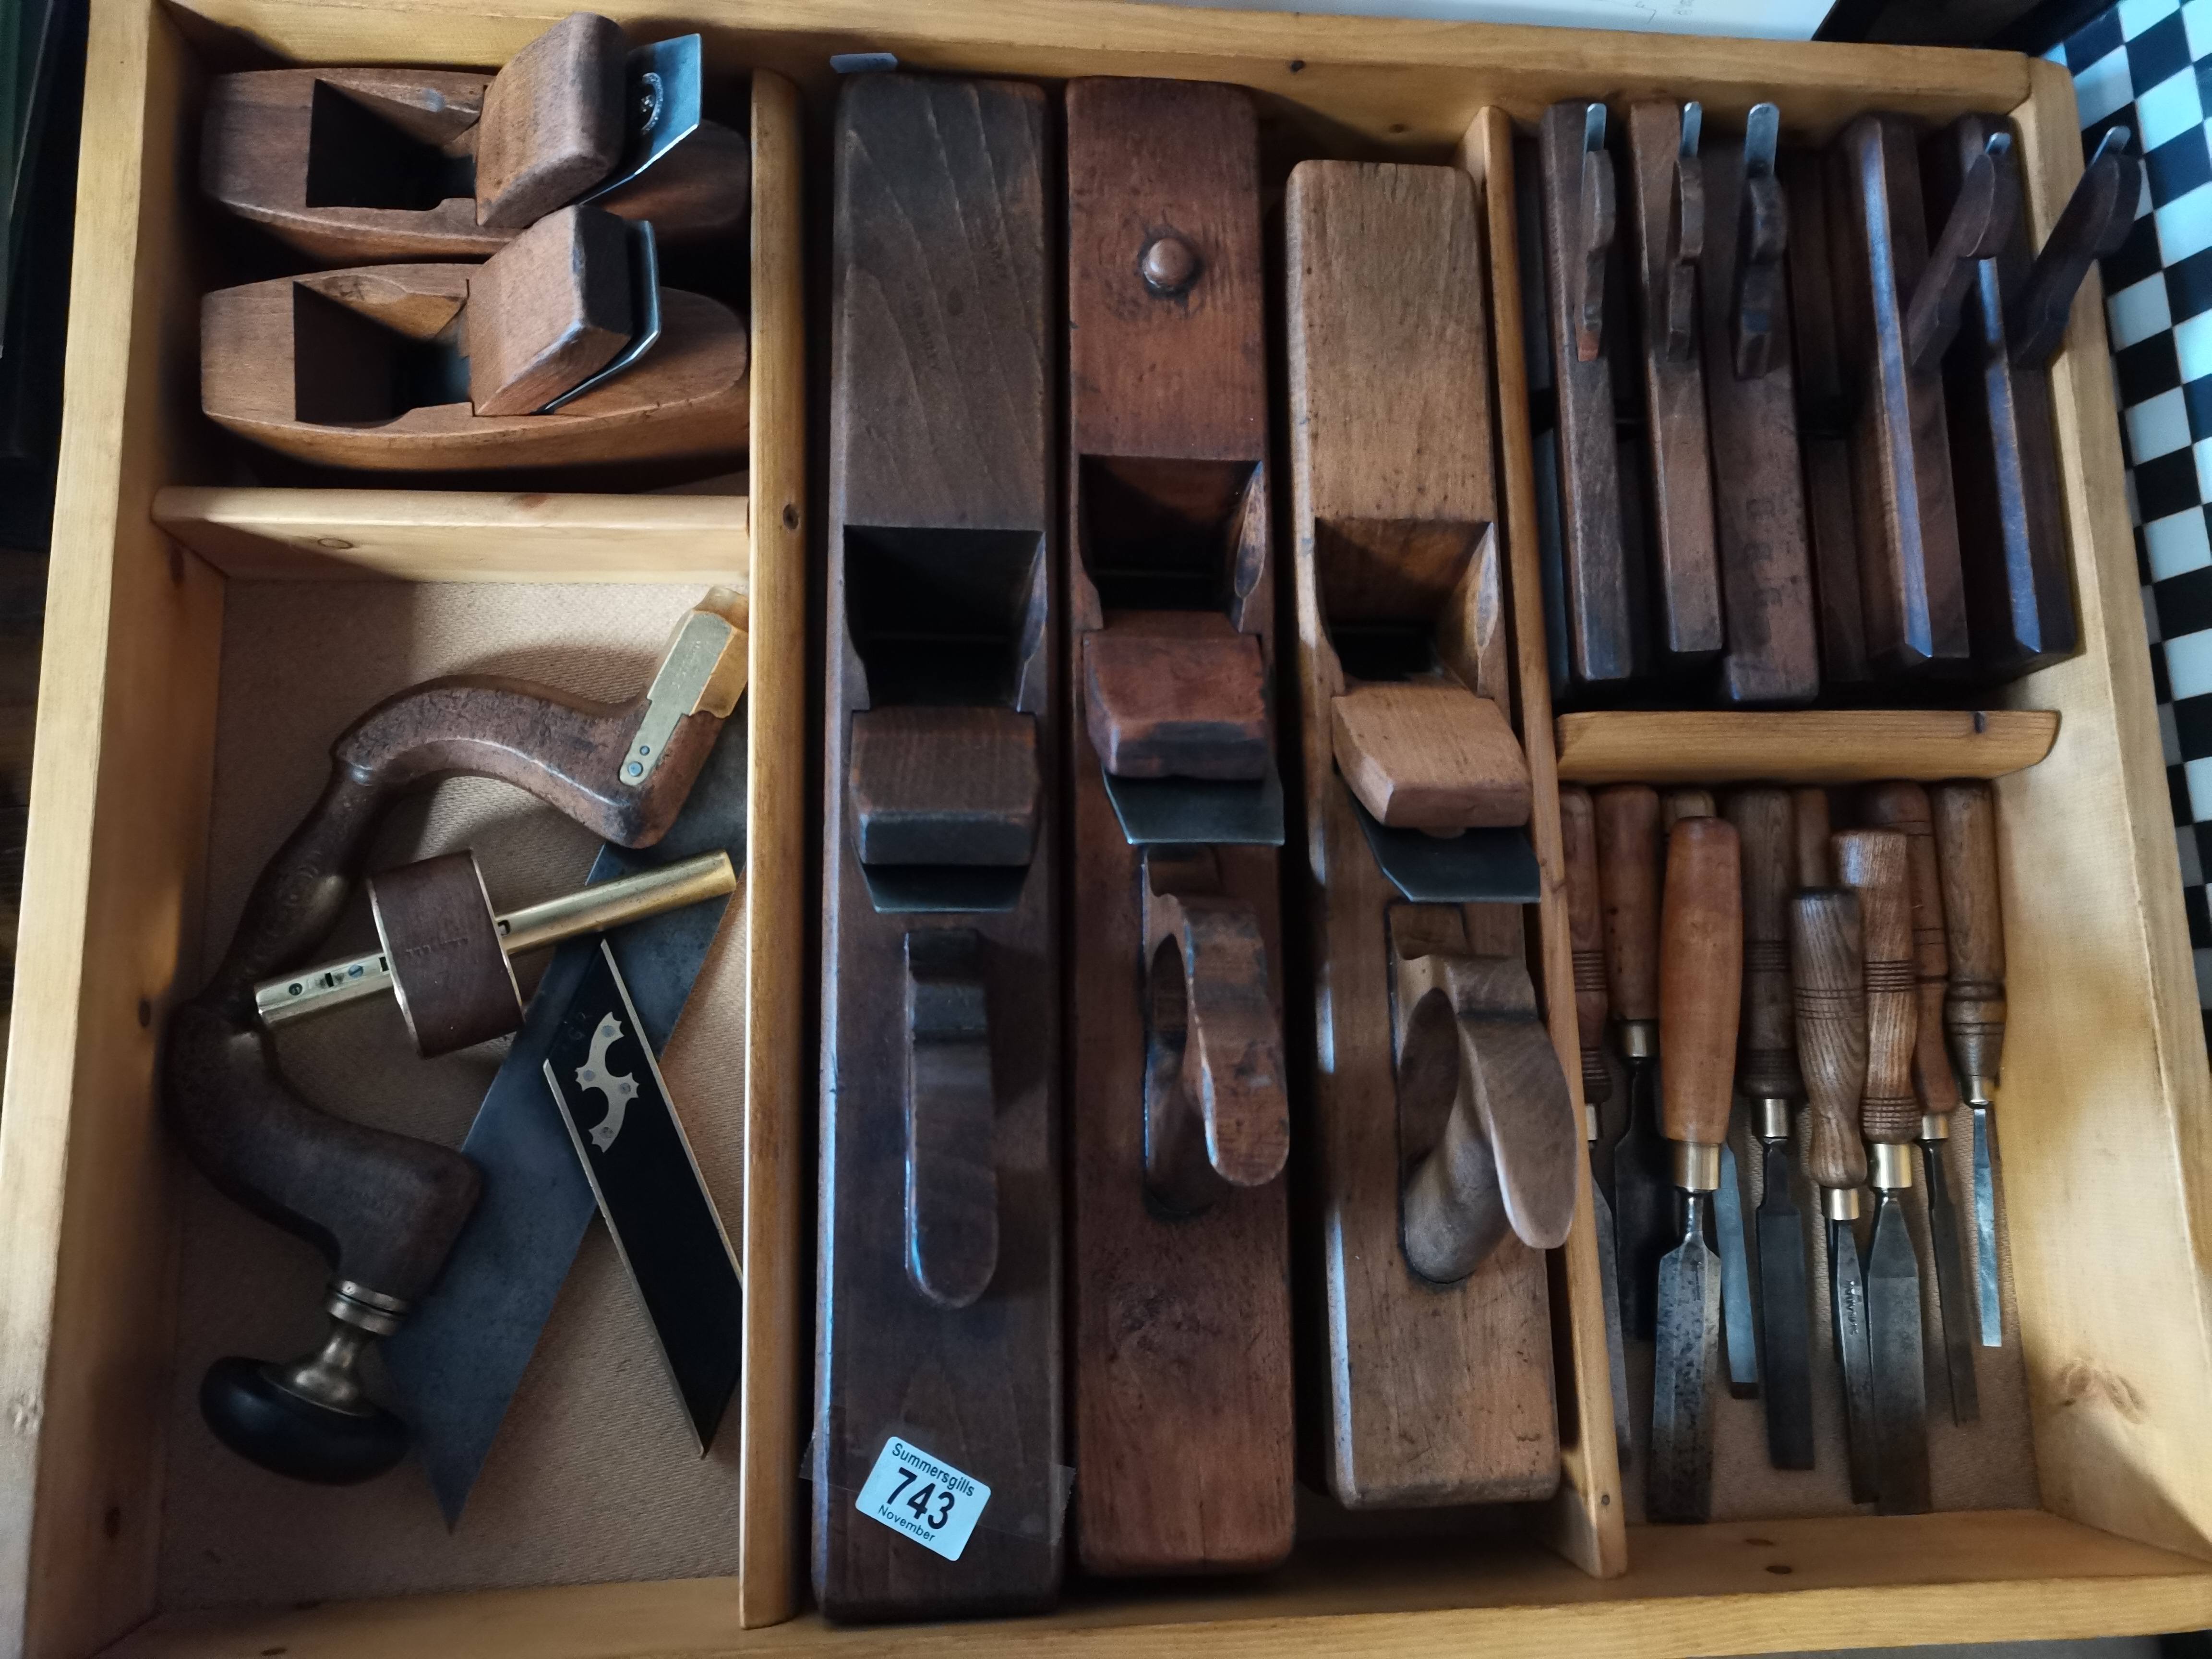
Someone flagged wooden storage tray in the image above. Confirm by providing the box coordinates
[3,0,2208,1655]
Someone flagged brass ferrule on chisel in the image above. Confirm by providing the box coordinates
[1673,1141,1721,1190]
[1754,1097,1791,1141]
[255,851,737,1029]
[1869,1141,1916,1192]
[1619,1017,1657,1061]
[1823,1186,1863,1222]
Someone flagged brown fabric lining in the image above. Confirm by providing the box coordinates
[161,582,747,1610]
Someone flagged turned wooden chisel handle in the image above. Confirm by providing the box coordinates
[1791,888,1869,1190]
[1663,788,1716,830]
[1660,816,1743,1148]
[1861,782,1959,1125]
[1561,785,1612,1106]
[1833,829,1917,1144]
[1791,786,1831,890]
[1932,781,2006,1098]
[1728,787,1799,1104]
[1596,784,1662,1027]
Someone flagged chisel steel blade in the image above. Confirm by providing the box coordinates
[1923,1141,1980,1423]
[1716,1139,1759,1397]
[1593,1175,1633,1469]
[1614,1059,1673,1340]
[1830,1215,1879,1504]
[1756,1140,1813,1469]
[1647,1200,1719,1523]
[1866,1195,1932,1515]
[1973,1103,2001,1346]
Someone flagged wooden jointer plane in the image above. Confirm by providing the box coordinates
[201,203,747,470]
[817,73,1061,1619]
[202,12,749,263]
[1064,77,1292,1576]
[1286,158,1579,1508]
[162,591,747,1484]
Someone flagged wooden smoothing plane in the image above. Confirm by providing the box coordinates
[1063,77,1292,1576]
[1286,157,1578,1508]
[163,591,749,1485]
[816,72,1062,1619]
[201,14,748,263]
[201,203,747,470]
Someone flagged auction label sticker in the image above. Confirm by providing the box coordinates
[854,1436,991,1562]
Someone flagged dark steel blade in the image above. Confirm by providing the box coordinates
[1102,758,1285,846]
[1830,1214,1879,1504]
[1647,1193,1719,1523]
[1866,1193,1932,1515]
[1593,1171,1633,1469]
[1973,1103,2001,1346]
[1756,1140,1813,1469]
[1716,1139,1759,1398]
[1922,1139,1980,1424]
[1349,795,1542,902]
[1614,1058,1673,1341]
[384,711,746,1526]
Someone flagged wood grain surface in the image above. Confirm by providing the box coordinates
[1859,781,1959,1123]
[1793,888,1872,1190]
[1063,77,1292,1579]
[1832,829,1917,1144]
[465,205,629,417]
[471,11,624,229]
[819,71,1060,1621]
[1288,155,1557,1509]
[1594,783,1661,1025]
[1932,780,2006,1093]
[1727,787,1800,1104]
[1659,817,1742,1147]
[1560,785,1610,1104]
[1553,708,2058,783]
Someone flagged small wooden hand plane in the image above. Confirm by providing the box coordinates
[1287,157,1578,1508]
[818,72,1060,1619]
[1830,113,2019,674]
[202,14,749,264]
[201,203,748,471]
[1064,77,1291,1576]
[1697,103,1818,704]
[164,590,747,1485]
[1536,102,1645,702]
[1928,116,2136,680]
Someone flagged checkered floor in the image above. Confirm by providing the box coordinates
[2057,0,2212,1046]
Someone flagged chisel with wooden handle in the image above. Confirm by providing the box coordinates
[1665,790,1755,1400]
[1729,787,1813,1468]
[1833,828,1932,1515]
[1563,787,1634,1469]
[1597,784,1670,1340]
[1648,814,1741,1522]
[1863,782,1978,1422]
[1791,884,1877,1503]
[1933,780,2006,1347]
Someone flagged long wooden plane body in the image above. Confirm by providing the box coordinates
[817,72,1061,1620]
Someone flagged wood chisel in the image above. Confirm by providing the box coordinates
[1563,786,1634,1469]
[1665,790,1755,1400]
[1647,814,1741,1522]
[1791,885,1878,1503]
[1833,828,1932,1515]
[1596,783,1668,1339]
[1933,780,2007,1347]
[1863,781,1977,1422]
[1728,786,1813,1468]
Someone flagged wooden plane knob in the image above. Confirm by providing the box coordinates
[1859,781,1959,1122]
[1832,829,1917,1143]
[366,850,522,1058]
[474,11,626,230]
[1144,894,1289,1214]
[1903,130,2021,374]
[1791,785,1831,889]
[1396,950,1580,1281]
[1330,682,1530,830]
[1727,787,1800,1104]
[1559,785,1611,1106]
[1791,888,1870,1190]
[904,929,998,1310]
[1084,616,1269,781]
[1660,816,1743,1148]
[1932,781,2006,1097]
[1595,783,1661,1025]
[467,203,632,417]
